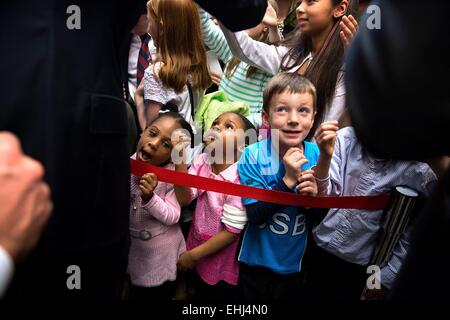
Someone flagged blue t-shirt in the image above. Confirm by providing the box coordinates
[237,138,320,274]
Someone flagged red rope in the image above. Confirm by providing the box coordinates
[131,159,390,210]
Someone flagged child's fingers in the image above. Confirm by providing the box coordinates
[348,15,359,31]
[340,31,350,48]
[297,177,315,188]
[321,133,337,142]
[147,173,157,183]
[320,123,339,132]
[298,171,315,183]
[139,180,148,189]
[340,20,351,38]
[141,173,155,182]
[343,15,358,34]
[139,184,149,195]
[297,180,314,190]
[321,120,339,128]
[141,179,157,192]
[293,157,309,170]
[299,186,317,196]
[318,130,337,139]
[284,147,303,158]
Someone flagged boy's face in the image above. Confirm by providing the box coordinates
[136,117,180,166]
[263,91,316,150]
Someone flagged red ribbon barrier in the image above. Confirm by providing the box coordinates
[130,159,390,210]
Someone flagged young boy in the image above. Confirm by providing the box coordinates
[310,121,437,300]
[237,73,319,300]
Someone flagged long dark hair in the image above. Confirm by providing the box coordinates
[281,0,359,139]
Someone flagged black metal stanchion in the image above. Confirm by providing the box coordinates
[362,186,419,296]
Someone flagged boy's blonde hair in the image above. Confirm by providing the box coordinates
[147,0,211,92]
[262,72,317,113]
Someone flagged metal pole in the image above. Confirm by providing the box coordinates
[362,186,419,297]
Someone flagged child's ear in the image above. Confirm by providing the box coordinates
[262,110,270,127]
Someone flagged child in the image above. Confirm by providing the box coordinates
[218,0,359,136]
[137,0,212,162]
[311,121,438,300]
[174,112,257,302]
[237,72,319,300]
[128,112,194,301]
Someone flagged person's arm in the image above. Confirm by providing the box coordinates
[198,7,233,63]
[143,63,177,126]
[139,173,181,226]
[314,121,339,181]
[134,81,146,131]
[142,190,182,226]
[313,125,346,196]
[178,199,247,271]
[144,100,162,127]
[363,226,412,300]
[379,227,411,291]
[177,229,238,271]
[261,2,282,45]
[173,162,192,207]
[219,22,287,75]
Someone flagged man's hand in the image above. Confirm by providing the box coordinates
[139,173,158,204]
[283,147,308,189]
[0,132,53,262]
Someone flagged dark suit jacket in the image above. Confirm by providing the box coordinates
[345,0,450,299]
[195,0,267,31]
[0,0,145,253]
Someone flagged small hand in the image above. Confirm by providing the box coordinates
[177,251,196,271]
[171,129,191,165]
[262,3,278,28]
[315,121,339,158]
[139,173,158,203]
[296,169,318,196]
[209,71,222,86]
[283,147,309,189]
[340,15,359,49]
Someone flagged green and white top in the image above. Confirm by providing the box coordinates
[200,8,272,129]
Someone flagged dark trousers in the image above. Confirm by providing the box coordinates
[129,281,176,302]
[304,240,368,300]
[192,269,237,302]
[5,240,129,299]
[238,263,307,301]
